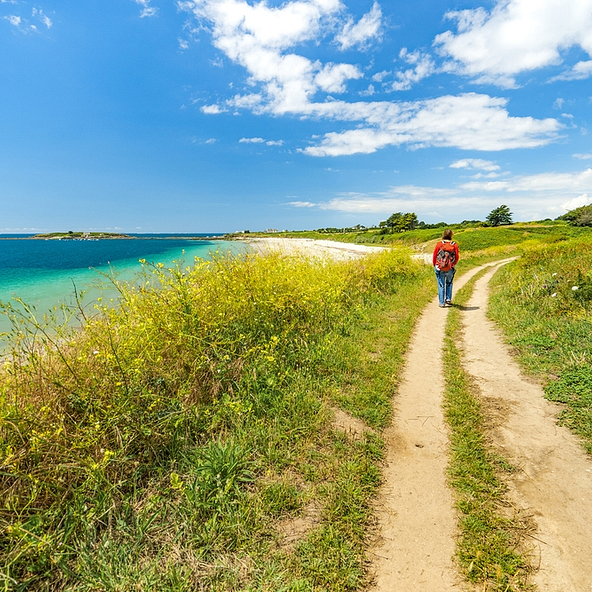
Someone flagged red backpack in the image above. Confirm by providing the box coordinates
[436,241,457,272]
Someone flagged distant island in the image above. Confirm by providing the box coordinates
[33,231,130,240]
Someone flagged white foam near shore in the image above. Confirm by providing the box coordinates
[244,237,386,260]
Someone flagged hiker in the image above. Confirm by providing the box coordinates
[433,229,459,308]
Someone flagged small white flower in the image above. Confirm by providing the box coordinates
[552,273,557,277]
[93,350,99,355]
[551,293,557,297]
[572,286,579,291]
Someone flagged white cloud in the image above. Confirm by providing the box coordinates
[392,48,436,91]
[562,193,591,211]
[4,15,21,26]
[292,167,592,221]
[450,158,500,171]
[435,0,592,88]
[315,63,362,93]
[205,137,217,143]
[471,171,502,179]
[550,60,592,82]
[201,104,225,113]
[290,201,316,207]
[31,8,52,28]
[182,0,562,156]
[302,93,561,156]
[371,70,389,82]
[133,0,158,17]
[240,137,283,146]
[359,84,375,96]
[574,153,592,160]
[335,2,382,50]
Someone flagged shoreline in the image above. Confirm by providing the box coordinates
[243,237,386,260]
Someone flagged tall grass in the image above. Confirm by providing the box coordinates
[0,248,428,590]
[489,238,592,454]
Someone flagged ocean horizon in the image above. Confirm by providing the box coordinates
[0,235,248,337]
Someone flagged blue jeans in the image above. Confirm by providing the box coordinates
[435,267,455,305]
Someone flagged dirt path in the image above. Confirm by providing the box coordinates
[462,263,592,591]
[370,259,592,591]
[369,263,494,591]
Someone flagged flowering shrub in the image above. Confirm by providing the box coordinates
[0,247,422,587]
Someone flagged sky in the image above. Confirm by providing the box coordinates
[1,0,592,232]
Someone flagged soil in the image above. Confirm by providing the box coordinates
[369,260,592,591]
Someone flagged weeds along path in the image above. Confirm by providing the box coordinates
[461,264,592,591]
[369,263,494,591]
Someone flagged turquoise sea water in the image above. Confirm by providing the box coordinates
[0,235,248,336]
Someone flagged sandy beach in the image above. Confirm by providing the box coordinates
[244,237,386,260]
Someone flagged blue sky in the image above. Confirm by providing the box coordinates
[1,0,591,232]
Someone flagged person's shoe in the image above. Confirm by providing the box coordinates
[439,303,446,308]
[445,299,452,305]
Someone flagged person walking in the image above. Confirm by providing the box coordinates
[433,229,459,308]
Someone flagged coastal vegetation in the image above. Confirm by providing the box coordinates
[2,223,592,590]
[489,238,592,454]
[231,218,589,251]
[0,248,433,590]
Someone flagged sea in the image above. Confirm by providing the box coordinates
[0,234,249,337]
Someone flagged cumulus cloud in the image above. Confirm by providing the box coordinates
[435,0,592,87]
[335,2,382,50]
[302,93,560,156]
[450,158,500,171]
[182,0,562,156]
[291,167,592,221]
[315,63,363,93]
[392,48,435,91]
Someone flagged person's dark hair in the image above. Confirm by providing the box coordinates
[442,229,453,240]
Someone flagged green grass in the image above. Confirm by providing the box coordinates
[232,221,592,252]
[488,238,592,454]
[0,248,433,590]
[443,269,533,591]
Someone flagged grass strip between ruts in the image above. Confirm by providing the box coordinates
[443,265,534,591]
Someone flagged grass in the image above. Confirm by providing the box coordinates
[233,220,592,253]
[488,238,592,454]
[443,269,534,591]
[0,247,433,590]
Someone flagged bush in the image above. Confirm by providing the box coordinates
[0,248,421,588]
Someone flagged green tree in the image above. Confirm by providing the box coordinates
[381,212,418,233]
[557,204,592,226]
[486,205,513,226]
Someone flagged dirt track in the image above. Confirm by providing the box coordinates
[370,260,592,591]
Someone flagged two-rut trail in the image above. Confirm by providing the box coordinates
[369,260,592,591]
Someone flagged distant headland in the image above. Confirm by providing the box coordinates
[24,232,225,240]
[33,231,130,240]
